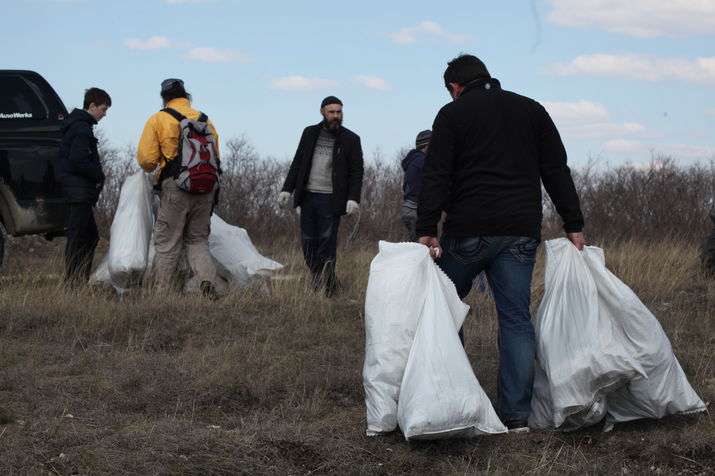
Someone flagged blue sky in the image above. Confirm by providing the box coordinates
[6,0,715,168]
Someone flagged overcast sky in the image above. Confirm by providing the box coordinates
[5,0,715,168]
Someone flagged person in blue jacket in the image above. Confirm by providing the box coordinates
[59,87,111,286]
[400,130,431,241]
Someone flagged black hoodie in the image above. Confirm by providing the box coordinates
[59,108,105,205]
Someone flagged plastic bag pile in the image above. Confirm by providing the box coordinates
[363,241,507,440]
[90,171,283,292]
[530,238,706,432]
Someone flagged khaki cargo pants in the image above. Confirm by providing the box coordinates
[153,178,217,291]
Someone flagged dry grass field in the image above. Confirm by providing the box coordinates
[0,233,713,475]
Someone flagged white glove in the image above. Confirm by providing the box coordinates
[346,200,359,216]
[277,191,291,208]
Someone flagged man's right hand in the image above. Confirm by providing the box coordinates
[567,232,586,251]
[277,191,291,208]
[418,236,443,260]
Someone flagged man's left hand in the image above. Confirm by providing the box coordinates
[346,200,359,216]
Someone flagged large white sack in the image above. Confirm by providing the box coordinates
[92,214,282,291]
[397,260,506,440]
[363,242,433,435]
[581,247,707,429]
[208,215,283,287]
[529,238,645,431]
[107,172,154,292]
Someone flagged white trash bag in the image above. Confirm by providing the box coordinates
[530,238,645,430]
[207,215,283,288]
[397,261,506,439]
[581,247,707,430]
[363,242,432,435]
[107,171,154,293]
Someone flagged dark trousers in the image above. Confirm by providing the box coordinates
[64,203,99,285]
[300,192,341,293]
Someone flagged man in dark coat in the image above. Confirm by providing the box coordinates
[278,96,364,296]
[416,54,585,433]
[59,87,111,286]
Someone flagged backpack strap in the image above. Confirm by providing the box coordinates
[161,107,186,122]
[162,107,208,124]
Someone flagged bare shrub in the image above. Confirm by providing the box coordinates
[543,157,715,244]
[95,137,715,246]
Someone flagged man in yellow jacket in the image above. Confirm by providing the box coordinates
[137,78,219,298]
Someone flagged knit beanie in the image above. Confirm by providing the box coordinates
[415,129,432,149]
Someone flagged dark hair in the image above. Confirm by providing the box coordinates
[83,87,111,109]
[161,82,191,103]
[443,54,490,91]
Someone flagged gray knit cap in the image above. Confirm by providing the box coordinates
[415,129,432,149]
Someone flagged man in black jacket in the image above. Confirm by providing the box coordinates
[59,87,111,286]
[416,54,585,433]
[278,96,364,296]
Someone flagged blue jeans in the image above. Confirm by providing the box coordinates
[436,235,539,420]
[300,192,341,293]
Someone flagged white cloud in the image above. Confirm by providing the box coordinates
[602,138,642,153]
[385,21,469,45]
[353,75,391,90]
[269,76,339,91]
[184,47,250,63]
[544,54,715,85]
[650,143,715,160]
[601,140,715,161]
[546,0,715,38]
[706,108,715,116]
[562,122,646,139]
[541,100,609,123]
[124,36,171,50]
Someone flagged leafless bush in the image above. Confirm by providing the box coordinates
[96,135,139,235]
[96,138,714,246]
[543,157,715,244]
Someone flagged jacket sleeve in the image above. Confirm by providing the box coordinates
[536,103,584,233]
[207,118,220,158]
[137,114,161,173]
[68,122,104,184]
[347,134,364,203]
[404,153,425,199]
[416,107,456,237]
[282,128,308,193]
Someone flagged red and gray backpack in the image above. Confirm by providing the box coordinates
[161,107,221,194]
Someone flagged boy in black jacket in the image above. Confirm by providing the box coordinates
[59,87,111,286]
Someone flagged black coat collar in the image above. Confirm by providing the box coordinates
[461,77,501,97]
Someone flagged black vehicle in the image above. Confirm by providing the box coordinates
[0,70,69,267]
